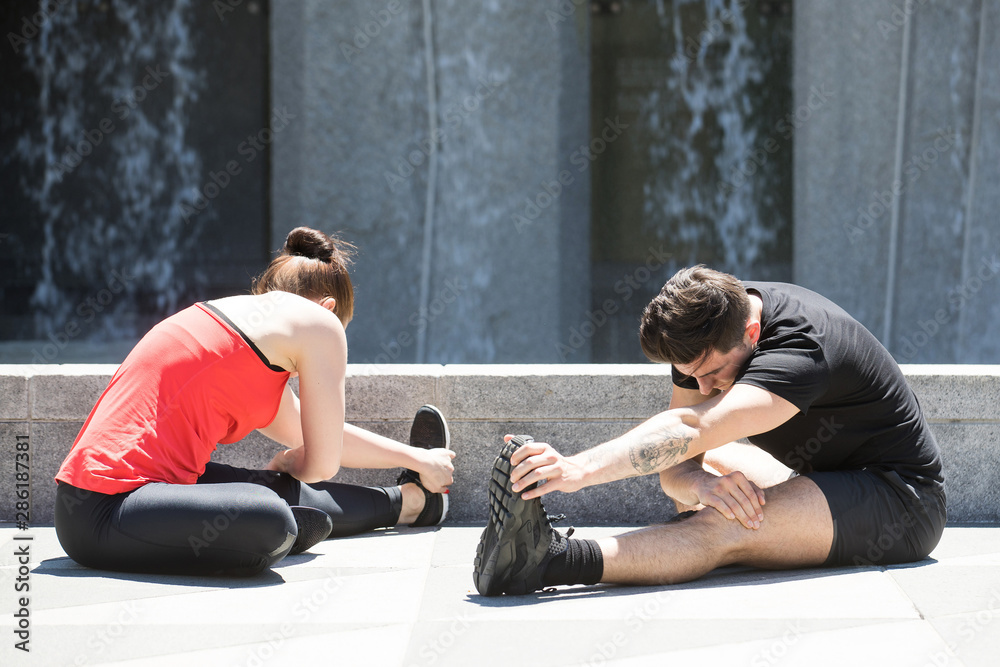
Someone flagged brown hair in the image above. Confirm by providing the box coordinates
[639,265,750,365]
[252,227,356,326]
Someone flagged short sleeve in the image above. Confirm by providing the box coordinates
[736,332,829,414]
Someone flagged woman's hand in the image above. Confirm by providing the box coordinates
[691,471,765,529]
[265,448,295,475]
[417,448,456,494]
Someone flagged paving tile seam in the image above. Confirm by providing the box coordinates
[399,531,440,656]
[925,609,1000,622]
[882,567,932,625]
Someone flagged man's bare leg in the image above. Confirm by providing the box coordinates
[601,475,833,585]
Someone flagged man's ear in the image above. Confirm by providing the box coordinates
[319,297,337,314]
[746,319,761,346]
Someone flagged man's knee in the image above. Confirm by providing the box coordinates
[683,506,752,553]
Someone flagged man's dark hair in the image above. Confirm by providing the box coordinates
[639,266,751,365]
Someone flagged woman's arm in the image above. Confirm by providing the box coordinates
[265,302,347,484]
[259,394,456,491]
[341,424,455,493]
[257,383,304,449]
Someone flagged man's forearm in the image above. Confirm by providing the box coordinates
[574,411,700,488]
[659,456,710,505]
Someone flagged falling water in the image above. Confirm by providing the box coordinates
[641,0,787,276]
[590,0,791,360]
[15,0,205,341]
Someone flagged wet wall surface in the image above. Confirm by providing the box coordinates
[0,0,270,349]
[4,2,996,365]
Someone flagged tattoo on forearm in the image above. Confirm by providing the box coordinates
[627,427,692,474]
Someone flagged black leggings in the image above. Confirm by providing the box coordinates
[55,463,403,576]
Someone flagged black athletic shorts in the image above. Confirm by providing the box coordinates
[804,467,946,567]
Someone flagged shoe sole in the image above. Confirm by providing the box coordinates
[440,488,449,525]
[473,436,552,596]
[427,405,450,524]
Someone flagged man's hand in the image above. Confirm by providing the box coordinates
[691,471,765,529]
[508,436,587,499]
[417,447,457,494]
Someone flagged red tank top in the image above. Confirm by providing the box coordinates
[56,302,291,494]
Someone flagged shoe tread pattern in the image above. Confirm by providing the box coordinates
[473,436,555,596]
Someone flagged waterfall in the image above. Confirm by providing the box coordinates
[640,0,785,276]
[15,0,205,341]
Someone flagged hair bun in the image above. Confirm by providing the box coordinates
[283,226,335,263]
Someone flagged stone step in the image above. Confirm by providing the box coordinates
[2,364,997,525]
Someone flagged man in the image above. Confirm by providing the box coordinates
[473,266,946,595]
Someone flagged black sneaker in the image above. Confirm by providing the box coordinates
[396,405,450,527]
[473,435,573,596]
[409,404,450,451]
[288,506,333,555]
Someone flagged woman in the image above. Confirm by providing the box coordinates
[54,227,456,576]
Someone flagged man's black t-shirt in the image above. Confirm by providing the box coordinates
[671,281,943,491]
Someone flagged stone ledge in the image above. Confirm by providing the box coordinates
[2,364,999,525]
[898,365,1000,422]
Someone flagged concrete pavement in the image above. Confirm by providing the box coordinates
[2,523,999,666]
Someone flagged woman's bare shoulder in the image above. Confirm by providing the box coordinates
[210,292,331,329]
[207,292,344,371]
